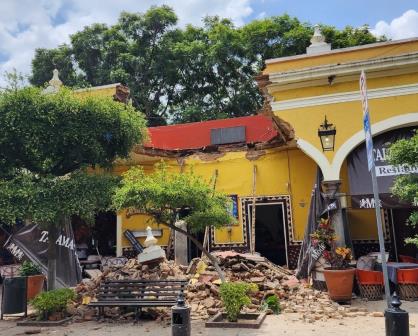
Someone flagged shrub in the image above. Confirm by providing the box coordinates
[219,282,257,322]
[31,288,75,320]
[263,295,281,314]
[19,261,42,276]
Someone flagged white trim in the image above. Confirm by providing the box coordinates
[267,53,418,93]
[74,83,121,93]
[330,113,418,180]
[296,138,334,179]
[272,83,418,111]
[265,37,418,65]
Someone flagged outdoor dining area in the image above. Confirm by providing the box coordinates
[356,254,418,301]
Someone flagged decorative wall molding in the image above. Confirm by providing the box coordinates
[268,52,418,93]
[272,83,418,111]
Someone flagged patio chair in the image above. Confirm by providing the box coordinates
[397,268,418,301]
[356,269,384,300]
[399,255,418,264]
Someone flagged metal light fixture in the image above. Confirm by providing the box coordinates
[318,116,336,151]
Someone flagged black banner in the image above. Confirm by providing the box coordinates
[4,223,82,288]
[348,127,417,208]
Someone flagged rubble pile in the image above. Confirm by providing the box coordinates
[186,252,366,322]
[71,252,371,323]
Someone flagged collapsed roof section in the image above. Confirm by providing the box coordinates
[134,114,294,158]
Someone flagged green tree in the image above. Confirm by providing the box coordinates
[0,87,147,289]
[389,132,418,247]
[1,68,26,92]
[29,7,384,125]
[113,164,235,281]
[30,45,85,88]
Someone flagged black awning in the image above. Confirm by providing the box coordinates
[347,126,417,209]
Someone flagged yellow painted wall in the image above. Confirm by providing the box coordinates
[117,148,318,253]
[74,87,116,99]
[264,39,418,73]
[273,88,418,163]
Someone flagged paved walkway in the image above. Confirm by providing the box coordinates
[0,301,416,336]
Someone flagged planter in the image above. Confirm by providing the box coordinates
[323,268,355,302]
[205,312,266,329]
[27,275,45,300]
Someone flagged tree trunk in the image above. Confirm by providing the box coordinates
[47,220,59,291]
[165,221,225,282]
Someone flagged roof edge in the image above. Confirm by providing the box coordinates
[265,37,418,65]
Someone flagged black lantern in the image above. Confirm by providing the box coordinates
[318,116,336,151]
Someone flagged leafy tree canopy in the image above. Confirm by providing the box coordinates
[389,131,418,247]
[113,164,235,281]
[113,164,234,232]
[30,7,384,125]
[0,87,147,224]
[0,87,147,177]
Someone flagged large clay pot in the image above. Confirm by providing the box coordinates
[323,268,355,302]
[27,274,45,300]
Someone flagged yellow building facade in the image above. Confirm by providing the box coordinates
[78,32,418,268]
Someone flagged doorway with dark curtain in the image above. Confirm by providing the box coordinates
[250,203,288,266]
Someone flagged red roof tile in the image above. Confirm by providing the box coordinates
[144,115,278,151]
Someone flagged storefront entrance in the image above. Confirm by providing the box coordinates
[243,196,291,267]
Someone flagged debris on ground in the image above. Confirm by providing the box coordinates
[71,252,368,323]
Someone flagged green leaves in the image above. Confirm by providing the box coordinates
[29,7,383,126]
[0,87,146,176]
[0,170,120,225]
[0,86,145,226]
[113,164,235,232]
[219,282,258,322]
[388,132,418,246]
[31,288,75,318]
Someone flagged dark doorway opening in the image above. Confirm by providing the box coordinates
[391,208,418,259]
[250,203,288,266]
[72,211,117,258]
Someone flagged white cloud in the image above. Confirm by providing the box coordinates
[372,9,418,40]
[0,0,253,86]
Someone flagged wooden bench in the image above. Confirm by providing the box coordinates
[88,279,187,320]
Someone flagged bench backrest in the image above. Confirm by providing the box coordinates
[97,279,187,302]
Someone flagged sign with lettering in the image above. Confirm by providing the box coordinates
[5,223,82,288]
[348,126,417,208]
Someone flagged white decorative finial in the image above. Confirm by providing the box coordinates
[144,226,158,247]
[311,25,326,45]
[306,24,331,55]
[42,68,63,94]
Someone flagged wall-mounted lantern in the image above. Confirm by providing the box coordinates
[318,116,336,151]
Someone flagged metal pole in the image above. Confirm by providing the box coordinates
[390,209,399,262]
[370,166,391,307]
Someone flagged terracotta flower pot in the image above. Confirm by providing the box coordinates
[323,268,355,302]
[27,274,45,300]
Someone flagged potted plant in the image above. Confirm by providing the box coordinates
[206,282,266,329]
[322,247,354,301]
[311,219,354,302]
[19,261,45,300]
[31,288,75,321]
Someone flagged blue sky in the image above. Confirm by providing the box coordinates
[247,0,418,29]
[0,0,417,87]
